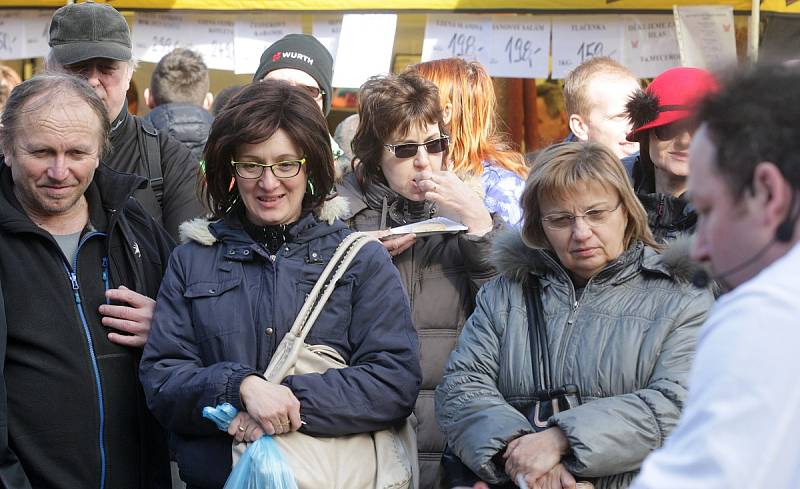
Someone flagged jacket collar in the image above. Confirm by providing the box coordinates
[490,229,700,287]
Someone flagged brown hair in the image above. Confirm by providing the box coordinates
[203,80,334,218]
[408,58,527,179]
[0,65,21,111]
[563,57,636,119]
[150,48,209,106]
[521,142,658,250]
[352,72,446,189]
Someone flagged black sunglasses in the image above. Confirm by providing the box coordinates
[384,136,449,159]
[654,119,699,141]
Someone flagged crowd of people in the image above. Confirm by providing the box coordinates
[0,2,798,489]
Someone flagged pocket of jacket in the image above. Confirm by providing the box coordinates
[184,277,244,341]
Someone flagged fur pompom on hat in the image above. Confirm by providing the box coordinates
[625,67,718,142]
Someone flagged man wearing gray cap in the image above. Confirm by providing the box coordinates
[46,1,204,239]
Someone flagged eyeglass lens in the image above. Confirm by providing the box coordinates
[392,137,449,158]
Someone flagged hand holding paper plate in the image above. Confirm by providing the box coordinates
[382,217,468,238]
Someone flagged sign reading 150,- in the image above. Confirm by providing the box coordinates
[551,16,624,79]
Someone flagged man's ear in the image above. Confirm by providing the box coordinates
[752,161,794,232]
[203,92,214,112]
[143,88,156,109]
[442,102,453,126]
[568,114,589,141]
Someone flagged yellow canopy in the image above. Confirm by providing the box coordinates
[1,0,796,14]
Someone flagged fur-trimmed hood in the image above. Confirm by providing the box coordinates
[178,195,350,246]
[490,229,704,286]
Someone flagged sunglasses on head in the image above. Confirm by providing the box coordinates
[653,119,699,141]
[384,136,449,159]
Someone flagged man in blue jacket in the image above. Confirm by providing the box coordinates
[0,74,174,488]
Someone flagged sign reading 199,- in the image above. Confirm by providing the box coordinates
[421,14,491,64]
[486,18,549,79]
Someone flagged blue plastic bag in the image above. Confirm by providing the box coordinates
[202,403,299,489]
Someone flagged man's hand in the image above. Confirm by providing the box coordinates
[504,428,570,487]
[239,375,302,436]
[99,285,155,348]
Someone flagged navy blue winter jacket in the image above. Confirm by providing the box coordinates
[140,210,421,488]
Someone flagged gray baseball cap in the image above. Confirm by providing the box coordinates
[48,2,132,66]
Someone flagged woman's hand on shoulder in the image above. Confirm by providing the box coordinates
[415,170,493,235]
[239,375,302,435]
[503,427,570,487]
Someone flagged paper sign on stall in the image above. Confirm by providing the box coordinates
[486,16,550,79]
[0,12,25,61]
[421,14,492,65]
[312,15,342,62]
[234,15,301,75]
[132,13,235,71]
[674,6,737,72]
[22,10,52,59]
[623,15,680,78]
[551,15,624,79]
[332,14,397,89]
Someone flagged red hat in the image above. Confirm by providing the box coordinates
[625,67,718,142]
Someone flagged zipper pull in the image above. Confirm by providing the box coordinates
[69,271,81,304]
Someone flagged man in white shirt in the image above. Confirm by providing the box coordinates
[631,64,800,489]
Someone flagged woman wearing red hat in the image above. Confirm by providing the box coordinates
[625,67,718,243]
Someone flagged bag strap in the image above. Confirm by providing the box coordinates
[287,232,377,342]
[135,117,164,208]
[524,278,552,392]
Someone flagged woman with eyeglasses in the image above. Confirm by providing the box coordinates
[139,80,421,489]
[624,67,718,243]
[335,71,501,489]
[436,142,713,489]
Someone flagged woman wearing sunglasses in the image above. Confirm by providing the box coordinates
[624,67,718,243]
[139,80,421,489]
[335,71,501,489]
[437,142,713,489]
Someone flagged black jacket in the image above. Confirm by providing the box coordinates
[144,103,213,161]
[631,156,697,243]
[107,106,205,240]
[0,162,175,489]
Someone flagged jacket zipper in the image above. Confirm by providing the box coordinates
[65,231,108,489]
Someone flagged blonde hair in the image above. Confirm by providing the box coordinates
[563,57,636,119]
[408,58,527,179]
[521,142,659,250]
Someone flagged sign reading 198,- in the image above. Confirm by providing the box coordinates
[504,36,542,68]
[447,32,483,58]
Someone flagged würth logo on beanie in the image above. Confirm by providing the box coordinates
[272,51,315,66]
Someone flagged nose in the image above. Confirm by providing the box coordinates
[47,154,70,181]
[82,65,101,88]
[571,217,593,241]
[689,232,709,263]
[256,168,281,191]
[413,146,431,170]
[675,128,693,149]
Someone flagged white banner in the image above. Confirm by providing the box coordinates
[234,15,301,75]
[551,15,624,79]
[421,14,492,65]
[132,13,235,71]
[486,16,550,79]
[0,12,25,61]
[332,14,397,89]
[623,15,681,78]
[23,10,53,59]
[674,5,737,72]
[311,15,342,63]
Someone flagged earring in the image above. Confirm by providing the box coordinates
[307,179,315,196]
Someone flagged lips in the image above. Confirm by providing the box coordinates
[571,247,597,258]
[256,194,285,207]
[669,151,689,160]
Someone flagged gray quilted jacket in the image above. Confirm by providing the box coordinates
[436,231,714,489]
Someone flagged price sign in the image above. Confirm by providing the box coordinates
[551,15,624,79]
[486,16,550,78]
[421,14,491,64]
[674,6,737,72]
[234,15,301,75]
[0,12,24,61]
[22,9,53,59]
[312,15,342,63]
[132,13,235,71]
[332,14,397,89]
[623,15,680,78]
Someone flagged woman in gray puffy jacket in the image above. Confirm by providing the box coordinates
[436,142,714,489]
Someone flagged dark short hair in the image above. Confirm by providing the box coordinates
[204,79,334,218]
[698,63,800,197]
[0,74,110,159]
[150,48,209,106]
[352,72,445,189]
[211,85,243,116]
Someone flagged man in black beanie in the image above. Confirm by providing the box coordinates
[253,33,334,115]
